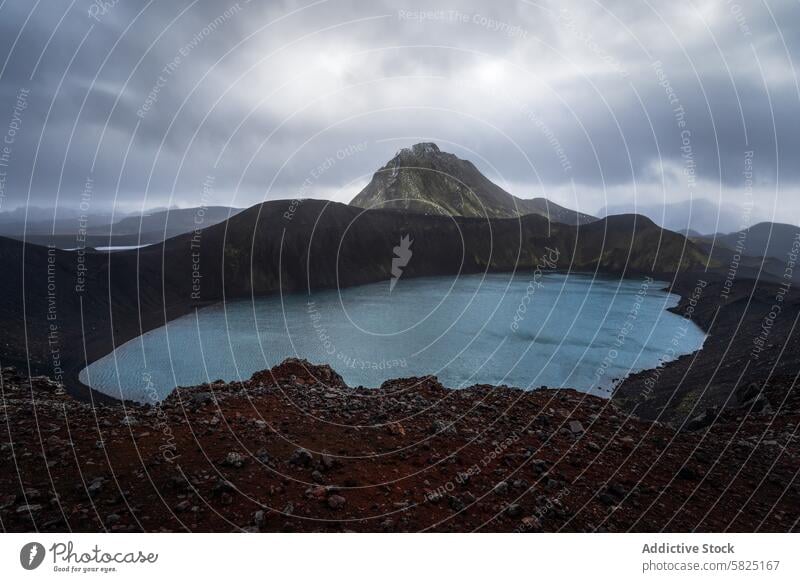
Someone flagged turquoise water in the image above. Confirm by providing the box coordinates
[79,273,706,402]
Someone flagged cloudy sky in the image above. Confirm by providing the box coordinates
[0,0,798,229]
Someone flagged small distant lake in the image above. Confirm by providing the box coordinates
[94,245,150,252]
[79,273,706,402]
[65,244,151,252]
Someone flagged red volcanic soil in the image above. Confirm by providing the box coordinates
[1,360,798,532]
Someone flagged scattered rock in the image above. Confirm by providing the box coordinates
[520,516,541,531]
[190,392,214,406]
[1,358,798,533]
[253,510,266,529]
[87,478,104,497]
[430,419,456,436]
[16,504,42,514]
[568,420,585,435]
[327,495,346,510]
[289,448,313,467]
[320,454,336,471]
[222,451,245,468]
[387,422,406,437]
[685,408,718,431]
[23,488,41,500]
[212,479,233,496]
[448,495,465,512]
[105,513,121,525]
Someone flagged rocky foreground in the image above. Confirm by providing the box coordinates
[1,360,798,532]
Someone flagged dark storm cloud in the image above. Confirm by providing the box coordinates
[0,0,798,220]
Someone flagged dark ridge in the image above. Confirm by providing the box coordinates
[0,199,706,404]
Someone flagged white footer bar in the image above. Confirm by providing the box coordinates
[1,533,796,581]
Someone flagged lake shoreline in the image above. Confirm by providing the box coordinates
[65,266,799,430]
[69,269,706,407]
[3,199,790,424]
[612,273,800,424]
[44,261,798,432]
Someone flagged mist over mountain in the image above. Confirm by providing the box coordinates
[350,143,596,225]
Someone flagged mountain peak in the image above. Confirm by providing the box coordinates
[350,143,596,225]
[403,142,440,157]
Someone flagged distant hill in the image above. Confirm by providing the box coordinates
[0,206,241,248]
[599,199,744,235]
[698,222,800,262]
[0,208,130,236]
[350,143,596,225]
[685,221,800,285]
[97,206,242,238]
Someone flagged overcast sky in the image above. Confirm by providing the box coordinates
[0,0,798,227]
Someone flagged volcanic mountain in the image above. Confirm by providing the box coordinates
[349,143,596,224]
